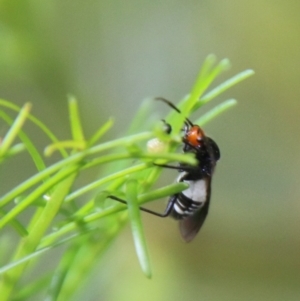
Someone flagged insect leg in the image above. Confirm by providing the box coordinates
[153,163,181,170]
[154,163,197,173]
[107,195,176,218]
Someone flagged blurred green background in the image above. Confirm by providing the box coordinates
[0,1,299,300]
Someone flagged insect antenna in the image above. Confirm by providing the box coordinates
[155,97,194,127]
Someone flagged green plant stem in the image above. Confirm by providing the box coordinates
[65,163,149,202]
[126,179,152,278]
[66,152,195,203]
[195,99,237,126]
[0,110,46,171]
[39,182,188,249]
[55,221,125,301]
[68,96,85,143]
[0,166,78,301]
[0,132,152,209]
[0,165,81,229]
[198,69,254,106]
[0,99,68,157]
[0,103,31,157]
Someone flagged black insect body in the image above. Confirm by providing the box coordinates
[151,98,220,242]
[108,98,220,242]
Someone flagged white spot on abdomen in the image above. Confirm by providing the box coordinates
[182,179,207,203]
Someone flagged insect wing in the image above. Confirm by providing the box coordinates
[179,179,211,242]
[206,137,221,161]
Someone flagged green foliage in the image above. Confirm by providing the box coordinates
[0,56,254,300]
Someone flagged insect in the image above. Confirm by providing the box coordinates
[108,98,220,242]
